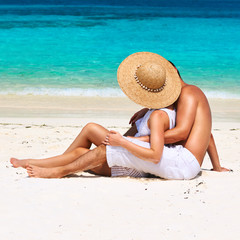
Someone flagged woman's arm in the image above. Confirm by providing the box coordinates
[127,135,150,142]
[103,111,168,163]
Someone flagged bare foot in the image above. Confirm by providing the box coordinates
[26,165,63,178]
[211,167,233,172]
[10,158,28,168]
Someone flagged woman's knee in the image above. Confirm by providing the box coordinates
[84,122,108,136]
[83,122,98,133]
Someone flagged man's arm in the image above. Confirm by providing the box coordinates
[164,88,197,144]
[207,133,230,172]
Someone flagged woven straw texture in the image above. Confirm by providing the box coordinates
[117,52,181,108]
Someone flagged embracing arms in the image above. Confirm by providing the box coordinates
[126,90,198,144]
[103,111,168,164]
[128,89,229,171]
[128,87,198,144]
[163,89,229,171]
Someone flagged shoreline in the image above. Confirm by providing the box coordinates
[1,95,240,123]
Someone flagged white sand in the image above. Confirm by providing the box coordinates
[0,96,240,240]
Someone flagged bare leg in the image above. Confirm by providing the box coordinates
[11,122,110,171]
[27,145,107,178]
[14,122,133,176]
[64,123,109,153]
[84,162,111,177]
[62,122,111,176]
[11,147,90,169]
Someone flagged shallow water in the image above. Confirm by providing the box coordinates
[0,1,239,98]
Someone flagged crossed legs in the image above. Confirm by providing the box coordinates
[10,123,138,178]
[10,123,111,176]
[27,145,107,178]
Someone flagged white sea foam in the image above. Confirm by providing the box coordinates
[204,90,240,100]
[0,87,125,97]
[0,87,240,99]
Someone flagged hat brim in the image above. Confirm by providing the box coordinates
[117,52,182,109]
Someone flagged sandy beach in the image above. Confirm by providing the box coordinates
[0,95,240,240]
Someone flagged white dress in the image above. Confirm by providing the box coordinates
[108,107,200,180]
[111,108,176,177]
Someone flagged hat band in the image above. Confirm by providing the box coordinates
[134,65,167,93]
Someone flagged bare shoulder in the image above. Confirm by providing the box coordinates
[182,84,203,94]
[180,84,206,101]
[150,110,169,124]
[149,110,169,130]
[151,109,168,119]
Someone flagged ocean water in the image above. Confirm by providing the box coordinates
[0,1,240,98]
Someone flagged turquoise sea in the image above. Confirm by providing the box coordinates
[0,1,240,98]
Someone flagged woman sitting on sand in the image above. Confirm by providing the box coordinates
[11,52,202,180]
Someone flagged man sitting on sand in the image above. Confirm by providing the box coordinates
[19,52,228,179]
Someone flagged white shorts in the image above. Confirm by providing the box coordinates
[106,137,201,180]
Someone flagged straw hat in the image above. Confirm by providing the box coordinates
[117,52,182,108]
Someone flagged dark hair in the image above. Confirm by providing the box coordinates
[168,60,182,80]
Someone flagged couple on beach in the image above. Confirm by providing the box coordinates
[11,52,229,179]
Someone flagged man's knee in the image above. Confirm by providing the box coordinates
[97,144,106,157]
[90,144,107,167]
